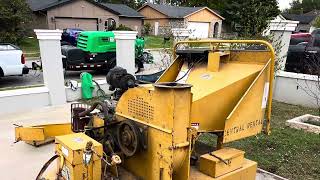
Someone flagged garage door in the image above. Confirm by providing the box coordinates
[188,22,209,39]
[55,18,98,31]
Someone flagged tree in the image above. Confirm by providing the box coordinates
[288,0,320,14]
[177,0,280,37]
[142,22,152,35]
[313,16,320,28]
[0,0,31,44]
[179,0,225,11]
[222,0,280,37]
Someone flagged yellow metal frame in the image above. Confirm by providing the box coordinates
[15,123,72,146]
[173,40,275,135]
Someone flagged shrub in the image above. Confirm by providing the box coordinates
[143,23,152,35]
[115,24,133,31]
[0,0,31,44]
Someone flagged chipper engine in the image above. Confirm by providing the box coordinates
[16,40,275,180]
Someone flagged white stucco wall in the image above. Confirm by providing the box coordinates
[273,71,320,108]
[0,87,50,115]
[0,81,112,115]
[65,80,112,102]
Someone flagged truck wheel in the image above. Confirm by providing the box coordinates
[0,67,3,77]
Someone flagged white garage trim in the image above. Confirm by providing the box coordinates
[187,21,210,39]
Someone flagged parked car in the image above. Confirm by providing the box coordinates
[289,33,312,45]
[0,43,29,77]
[61,28,83,46]
[286,30,320,74]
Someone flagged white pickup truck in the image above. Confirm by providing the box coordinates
[0,43,29,77]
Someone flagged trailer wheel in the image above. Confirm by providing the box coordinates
[106,57,116,70]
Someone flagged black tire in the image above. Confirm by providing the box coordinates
[106,57,116,70]
[0,67,4,77]
[97,57,116,74]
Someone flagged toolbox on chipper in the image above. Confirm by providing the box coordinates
[55,133,103,180]
[199,148,245,178]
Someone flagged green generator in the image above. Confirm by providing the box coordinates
[61,31,147,72]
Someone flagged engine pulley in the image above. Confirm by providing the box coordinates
[116,120,142,157]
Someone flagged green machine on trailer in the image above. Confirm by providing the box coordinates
[61,31,147,72]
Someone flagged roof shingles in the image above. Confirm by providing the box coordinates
[100,3,143,18]
[27,0,143,18]
[144,3,203,18]
[282,13,317,24]
[27,0,69,11]
[140,3,224,19]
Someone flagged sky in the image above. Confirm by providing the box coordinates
[278,0,293,10]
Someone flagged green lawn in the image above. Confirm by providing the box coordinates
[144,35,173,49]
[19,37,40,57]
[199,101,320,180]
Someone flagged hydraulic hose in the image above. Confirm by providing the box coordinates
[78,101,109,120]
[36,154,59,180]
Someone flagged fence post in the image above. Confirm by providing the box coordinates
[113,31,138,75]
[34,29,66,105]
[268,19,299,70]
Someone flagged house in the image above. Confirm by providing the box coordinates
[138,3,224,38]
[26,0,144,34]
[282,10,320,33]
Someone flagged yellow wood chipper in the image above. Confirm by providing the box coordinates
[15,40,275,180]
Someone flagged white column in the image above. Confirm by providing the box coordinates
[34,29,66,105]
[267,19,299,70]
[154,22,159,36]
[113,31,138,75]
[218,21,222,38]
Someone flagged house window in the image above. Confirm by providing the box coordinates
[105,18,116,31]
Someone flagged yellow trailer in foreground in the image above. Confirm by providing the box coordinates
[16,40,275,180]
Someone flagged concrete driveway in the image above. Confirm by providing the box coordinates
[0,103,71,180]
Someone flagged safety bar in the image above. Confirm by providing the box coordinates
[173,40,276,135]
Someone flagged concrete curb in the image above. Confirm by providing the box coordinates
[257,168,288,180]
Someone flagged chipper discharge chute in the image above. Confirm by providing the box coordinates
[28,40,275,180]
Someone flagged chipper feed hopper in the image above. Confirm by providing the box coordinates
[15,40,275,180]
